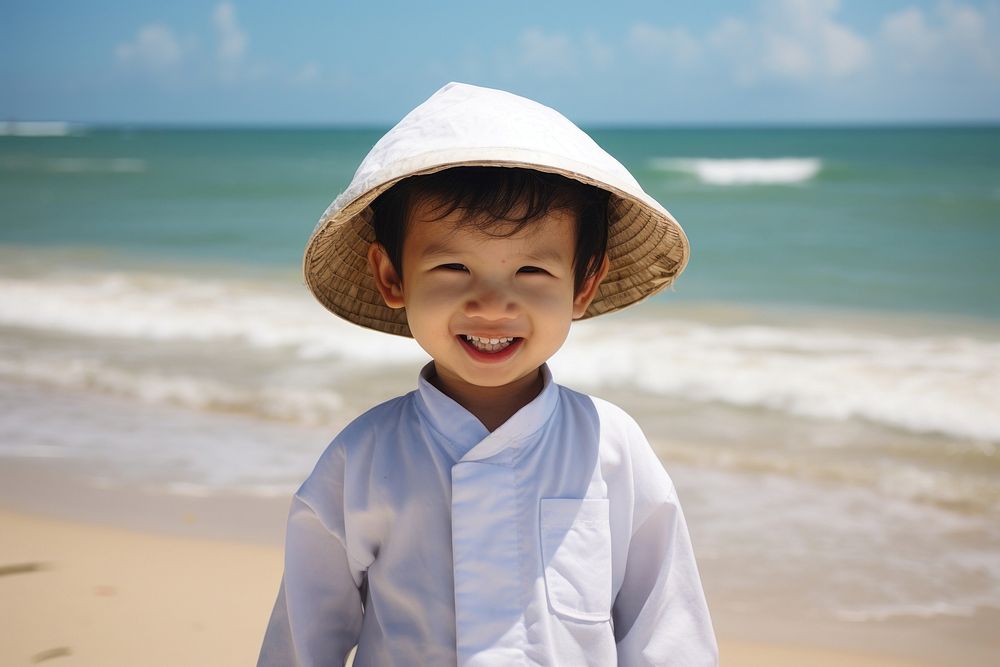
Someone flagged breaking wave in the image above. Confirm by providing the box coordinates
[0,156,146,174]
[649,157,822,185]
[0,121,78,137]
[1,266,998,444]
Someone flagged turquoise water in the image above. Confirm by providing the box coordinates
[2,125,998,319]
[1,124,999,487]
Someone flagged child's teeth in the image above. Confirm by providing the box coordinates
[464,335,515,352]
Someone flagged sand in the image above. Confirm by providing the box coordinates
[1,506,945,667]
[1,510,280,666]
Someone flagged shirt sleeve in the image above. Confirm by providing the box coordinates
[258,453,365,666]
[612,422,719,666]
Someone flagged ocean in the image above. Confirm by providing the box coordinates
[1,124,999,647]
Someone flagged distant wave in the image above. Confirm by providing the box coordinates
[0,154,147,174]
[649,157,822,185]
[2,267,998,445]
[48,157,146,173]
[0,121,79,137]
[0,156,146,174]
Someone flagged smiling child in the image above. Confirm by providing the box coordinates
[258,82,717,666]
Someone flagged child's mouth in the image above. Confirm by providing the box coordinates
[462,335,518,353]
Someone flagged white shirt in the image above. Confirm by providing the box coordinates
[259,364,717,666]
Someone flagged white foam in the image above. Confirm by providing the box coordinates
[0,356,346,426]
[0,121,76,137]
[553,317,1000,444]
[160,481,298,498]
[834,600,990,622]
[0,156,146,174]
[2,267,999,444]
[649,157,821,185]
[0,378,330,495]
[48,157,146,173]
[0,270,425,365]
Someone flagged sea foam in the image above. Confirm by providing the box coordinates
[0,270,424,364]
[1,268,998,444]
[649,157,822,185]
[554,317,1000,444]
[0,121,76,137]
[49,157,146,173]
[0,356,346,426]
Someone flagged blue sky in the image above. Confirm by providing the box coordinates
[4,0,999,125]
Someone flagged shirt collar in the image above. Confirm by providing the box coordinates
[414,362,559,464]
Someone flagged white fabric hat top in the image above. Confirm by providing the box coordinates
[303,82,689,337]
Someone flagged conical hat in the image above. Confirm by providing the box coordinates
[303,82,689,337]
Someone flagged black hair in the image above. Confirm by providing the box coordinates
[370,167,610,293]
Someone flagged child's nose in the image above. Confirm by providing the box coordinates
[464,282,517,319]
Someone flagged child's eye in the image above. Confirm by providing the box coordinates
[437,263,468,272]
[517,266,548,275]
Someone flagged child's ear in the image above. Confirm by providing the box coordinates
[572,254,610,319]
[367,242,405,309]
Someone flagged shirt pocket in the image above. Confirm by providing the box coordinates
[539,498,612,622]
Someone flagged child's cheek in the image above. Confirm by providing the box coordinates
[405,279,467,314]
[520,282,576,313]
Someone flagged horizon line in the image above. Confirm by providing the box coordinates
[3,119,1000,134]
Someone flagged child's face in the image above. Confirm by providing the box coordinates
[368,195,606,401]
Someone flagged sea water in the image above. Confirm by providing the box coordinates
[1,125,999,639]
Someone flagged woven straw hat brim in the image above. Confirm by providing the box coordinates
[303,83,690,338]
[304,162,688,338]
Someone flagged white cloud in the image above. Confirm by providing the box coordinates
[213,2,248,79]
[103,1,997,122]
[881,8,936,69]
[705,18,757,86]
[761,32,814,81]
[708,0,870,85]
[880,1,1000,78]
[518,28,576,77]
[511,28,615,79]
[115,3,259,85]
[115,23,183,71]
[821,18,870,76]
[292,62,321,86]
[627,23,701,67]
[626,2,869,88]
[582,31,614,69]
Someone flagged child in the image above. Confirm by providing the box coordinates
[259,82,717,666]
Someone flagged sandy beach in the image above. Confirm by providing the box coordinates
[1,510,279,667]
[0,508,942,667]
[3,455,989,667]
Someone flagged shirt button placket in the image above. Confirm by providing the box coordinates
[451,460,524,665]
